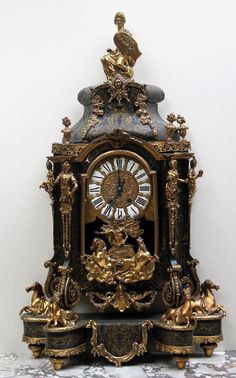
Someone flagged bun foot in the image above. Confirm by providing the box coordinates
[50,357,66,371]
[173,354,189,369]
[28,344,44,358]
[200,342,217,357]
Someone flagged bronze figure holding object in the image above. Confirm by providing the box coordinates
[40,160,55,206]
[101,12,141,80]
[188,156,203,209]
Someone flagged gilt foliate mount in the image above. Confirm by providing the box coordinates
[20,12,226,371]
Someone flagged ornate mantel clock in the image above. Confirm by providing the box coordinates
[20,12,226,370]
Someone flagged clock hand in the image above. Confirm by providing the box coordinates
[108,179,125,207]
[117,162,121,187]
[117,179,125,194]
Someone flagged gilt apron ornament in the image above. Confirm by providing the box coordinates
[19,12,226,370]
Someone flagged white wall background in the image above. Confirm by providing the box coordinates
[0,0,235,353]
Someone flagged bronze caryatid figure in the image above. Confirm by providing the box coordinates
[101,12,141,81]
[166,156,188,256]
[54,161,78,258]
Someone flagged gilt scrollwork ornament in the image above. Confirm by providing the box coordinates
[40,160,54,207]
[44,260,59,298]
[82,94,104,140]
[83,219,157,285]
[87,284,157,313]
[135,92,158,137]
[19,282,49,316]
[52,143,85,156]
[102,128,141,149]
[44,262,81,309]
[86,319,152,366]
[154,140,191,153]
[54,162,78,258]
[58,266,81,309]
[108,74,130,106]
[166,156,187,256]
[44,266,80,328]
[162,264,182,307]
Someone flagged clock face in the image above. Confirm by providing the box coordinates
[87,154,152,220]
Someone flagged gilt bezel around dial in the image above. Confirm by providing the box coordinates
[86,150,152,221]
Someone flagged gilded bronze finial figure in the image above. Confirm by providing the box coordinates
[176,114,188,141]
[101,12,141,80]
[165,113,177,141]
[54,162,78,258]
[61,117,72,144]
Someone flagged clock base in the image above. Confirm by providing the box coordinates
[21,313,223,370]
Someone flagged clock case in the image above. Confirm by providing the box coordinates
[20,23,225,372]
[48,82,195,313]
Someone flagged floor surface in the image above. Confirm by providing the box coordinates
[0,351,236,377]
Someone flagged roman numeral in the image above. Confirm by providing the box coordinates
[115,208,125,219]
[116,158,123,170]
[114,157,125,171]
[127,160,139,173]
[130,206,138,214]
[135,170,146,180]
[139,185,151,192]
[128,162,135,171]
[89,184,101,193]
[102,162,112,173]
[92,171,104,182]
[101,204,113,218]
[127,205,139,217]
[135,196,148,208]
[92,196,105,208]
